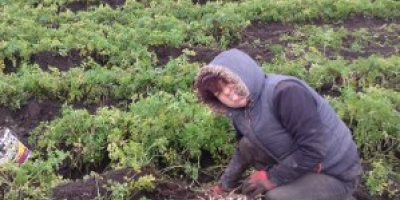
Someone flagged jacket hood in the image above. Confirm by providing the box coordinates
[194,49,265,113]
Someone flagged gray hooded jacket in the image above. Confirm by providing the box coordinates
[195,49,360,187]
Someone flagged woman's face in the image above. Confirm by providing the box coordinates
[214,81,249,108]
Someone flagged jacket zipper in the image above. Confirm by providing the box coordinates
[245,109,281,163]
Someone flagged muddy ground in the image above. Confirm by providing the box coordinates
[1,0,399,200]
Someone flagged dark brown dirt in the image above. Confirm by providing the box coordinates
[29,49,84,72]
[60,0,126,12]
[150,45,221,66]
[52,168,204,200]
[3,57,22,73]
[334,15,400,31]
[233,21,295,62]
[51,166,387,200]
[334,16,400,60]
[0,99,61,149]
[192,0,243,5]
[192,0,217,5]
[3,49,109,74]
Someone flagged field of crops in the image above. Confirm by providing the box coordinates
[0,0,399,199]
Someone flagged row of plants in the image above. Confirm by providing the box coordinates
[0,53,197,109]
[277,23,400,58]
[268,54,400,91]
[1,0,400,67]
[1,51,399,109]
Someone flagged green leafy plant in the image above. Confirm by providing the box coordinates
[102,174,155,200]
[329,86,400,158]
[0,150,68,200]
[365,159,397,197]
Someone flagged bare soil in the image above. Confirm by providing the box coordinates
[51,168,205,200]
[60,0,126,12]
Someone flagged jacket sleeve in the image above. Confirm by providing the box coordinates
[267,80,329,186]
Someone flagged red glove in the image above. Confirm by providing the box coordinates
[314,163,322,173]
[211,185,227,196]
[241,170,276,198]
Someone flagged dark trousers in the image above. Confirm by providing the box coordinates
[220,137,360,200]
